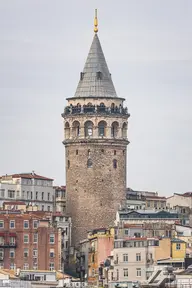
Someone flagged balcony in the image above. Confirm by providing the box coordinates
[0,242,17,248]
[62,105,130,117]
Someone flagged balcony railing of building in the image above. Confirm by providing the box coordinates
[0,242,17,248]
[62,104,130,117]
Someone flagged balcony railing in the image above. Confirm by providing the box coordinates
[0,242,17,248]
[62,105,129,117]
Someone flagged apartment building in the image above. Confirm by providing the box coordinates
[116,209,179,226]
[0,172,54,211]
[87,228,114,286]
[116,222,175,239]
[53,186,66,213]
[0,207,71,271]
[109,237,171,283]
[167,192,192,209]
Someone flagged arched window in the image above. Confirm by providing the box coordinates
[84,121,93,137]
[98,121,107,137]
[98,103,105,113]
[111,103,115,113]
[87,159,93,168]
[122,122,128,138]
[111,121,119,138]
[72,121,80,137]
[65,122,70,139]
[113,159,117,169]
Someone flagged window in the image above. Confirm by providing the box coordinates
[136,253,141,261]
[31,191,33,199]
[122,122,127,138]
[48,206,50,212]
[49,262,54,271]
[24,220,29,229]
[27,191,29,199]
[123,269,128,277]
[176,243,181,250]
[76,150,78,155]
[113,159,117,169]
[87,159,93,168]
[41,192,44,200]
[22,191,25,198]
[111,121,119,137]
[124,229,129,235]
[9,249,15,258]
[33,220,38,229]
[114,150,116,155]
[24,234,29,244]
[136,268,141,277]
[10,237,15,245]
[16,191,20,198]
[0,248,4,259]
[10,263,15,270]
[33,264,38,270]
[24,248,29,258]
[35,191,38,200]
[98,121,107,137]
[123,254,128,262]
[68,160,70,169]
[33,233,38,243]
[23,263,29,270]
[0,221,4,228]
[0,189,5,197]
[49,234,55,244]
[33,249,38,258]
[72,121,80,137]
[84,121,93,137]
[10,220,15,229]
[42,205,44,211]
[8,190,15,199]
[50,249,55,258]
[0,237,4,245]
[48,193,50,201]
[96,71,102,80]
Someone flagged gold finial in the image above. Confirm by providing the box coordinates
[94,9,98,33]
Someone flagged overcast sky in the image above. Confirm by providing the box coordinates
[0,0,192,195]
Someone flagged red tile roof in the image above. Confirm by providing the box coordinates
[1,173,53,181]
[53,186,66,191]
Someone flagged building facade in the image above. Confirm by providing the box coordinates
[53,186,66,213]
[109,237,171,283]
[0,205,72,271]
[62,14,129,246]
[0,173,54,211]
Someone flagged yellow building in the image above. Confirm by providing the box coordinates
[171,238,186,259]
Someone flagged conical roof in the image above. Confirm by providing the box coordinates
[74,34,117,98]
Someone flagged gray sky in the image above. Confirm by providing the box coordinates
[0,0,192,195]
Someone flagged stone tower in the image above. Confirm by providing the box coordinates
[62,11,130,247]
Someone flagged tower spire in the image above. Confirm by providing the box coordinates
[94,9,98,33]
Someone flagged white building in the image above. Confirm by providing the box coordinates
[167,192,192,209]
[0,172,54,211]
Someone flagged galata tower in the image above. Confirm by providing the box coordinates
[62,10,130,247]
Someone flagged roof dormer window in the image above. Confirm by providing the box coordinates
[96,71,102,80]
[80,72,85,81]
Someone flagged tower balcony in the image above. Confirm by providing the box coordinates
[62,104,130,118]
